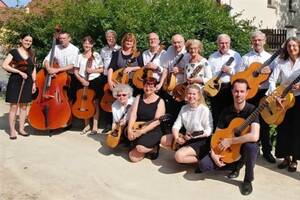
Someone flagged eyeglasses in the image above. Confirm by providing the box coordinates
[117,93,128,97]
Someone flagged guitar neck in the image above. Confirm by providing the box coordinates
[282,73,300,97]
[258,48,281,71]
[189,64,203,78]
[236,101,269,135]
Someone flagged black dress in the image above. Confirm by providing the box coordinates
[5,49,34,103]
[133,95,163,148]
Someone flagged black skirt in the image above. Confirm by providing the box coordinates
[6,73,33,103]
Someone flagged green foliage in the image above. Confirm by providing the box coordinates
[2,0,256,63]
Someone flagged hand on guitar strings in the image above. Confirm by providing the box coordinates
[221,65,231,74]
[275,96,285,109]
[218,138,232,151]
[261,66,271,74]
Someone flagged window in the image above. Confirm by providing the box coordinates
[267,0,276,9]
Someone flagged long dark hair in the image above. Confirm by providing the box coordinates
[280,37,300,60]
[82,35,95,59]
[20,33,35,62]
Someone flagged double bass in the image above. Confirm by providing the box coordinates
[28,26,71,130]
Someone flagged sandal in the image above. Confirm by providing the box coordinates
[9,135,17,140]
[146,144,160,160]
[288,161,297,172]
[81,125,91,135]
[89,130,98,135]
[18,130,30,137]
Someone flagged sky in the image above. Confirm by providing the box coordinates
[3,0,32,7]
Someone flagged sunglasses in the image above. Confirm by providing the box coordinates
[117,94,128,97]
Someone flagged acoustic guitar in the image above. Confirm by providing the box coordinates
[211,95,272,163]
[100,83,115,113]
[106,105,131,148]
[163,54,184,92]
[171,131,204,151]
[132,45,165,89]
[203,57,234,97]
[172,64,204,102]
[260,73,300,125]
[231,47,282,99]
[72,57,96,119]
[111,52,140,85]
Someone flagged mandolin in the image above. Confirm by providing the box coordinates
[231,47,282,99]
[163,54,184,92]
[72,56,96,119]
[172,64,204,102]
[260,73,300,125]
[203,57,234,97]
[171,131,204,151]
[106,105,131,148]
[211,95,272,163]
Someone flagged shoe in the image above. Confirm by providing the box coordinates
[146,145,160,160]
[101,125,112,134]
[278,158,290,169]
[240,181,253,195]
[227,169,239,179]
[263,153,276,163]
[81,125,91,135]
[18,131,30,137]
[194,166,202,174]
[89,130,98,135]
[288,161,297,172]
[9,135,17,140]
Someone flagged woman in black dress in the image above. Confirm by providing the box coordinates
[127,77,165,162]
[2,33,36,139]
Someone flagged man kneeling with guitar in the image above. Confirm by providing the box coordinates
[198,79,260,196]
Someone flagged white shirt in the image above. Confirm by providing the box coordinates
[44,43,79,68]
[160,46,188,84]
[100,44,121,75]
[74,52,103,81]
[208,49,242,83]
[240,50,275,89]
[267,57,300,97]
[112,97,135,124]
[172,104,213,137]
[142,49,166,81]
[184,57,212,84]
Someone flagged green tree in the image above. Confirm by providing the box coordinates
[1,0,256,62]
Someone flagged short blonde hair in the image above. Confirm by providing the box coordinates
[185,39,203,54]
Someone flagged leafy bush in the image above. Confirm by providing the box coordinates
[1,0,255,63]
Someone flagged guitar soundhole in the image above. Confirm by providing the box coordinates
[111,130,118,137]
[82,95,87,100]
[252,71,259,77]
[226,148,232,153]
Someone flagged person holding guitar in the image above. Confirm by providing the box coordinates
[141,32,166,90]
[44,31,79,104]
[2,33,36,139]
[239,31,276,163]
[127,77,166,162]
[107,32,143,94]
[111,84,135,131]
[160,84,213,165]
[267,37,300,172]
[74,36,104,134]
[160,34,188,124]
[198,79,260,196]
[208,34,242,130]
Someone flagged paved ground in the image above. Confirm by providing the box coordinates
[0,101,300,200]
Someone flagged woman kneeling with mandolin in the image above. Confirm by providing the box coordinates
[127,77,166,162]
[160,84,213,164]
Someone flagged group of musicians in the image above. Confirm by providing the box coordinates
[2,29,300,195]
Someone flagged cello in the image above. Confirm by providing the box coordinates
[71,56,96,119]
[28,26,72,130]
